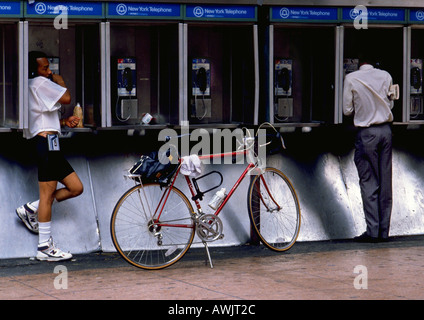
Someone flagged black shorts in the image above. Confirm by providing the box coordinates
[34,135,75,182]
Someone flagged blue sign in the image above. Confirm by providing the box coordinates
[185,5,256,21]
[107,3,181,18]
[271,6,338,22]
[342,7,405,23]
[0,1,21,16]
[26,1,103,17]
[409,9,424,23]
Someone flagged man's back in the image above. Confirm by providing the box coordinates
[343,64,393,127]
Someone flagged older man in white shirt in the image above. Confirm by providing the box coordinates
[343,59,394,243]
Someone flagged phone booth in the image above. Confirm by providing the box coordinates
[340,7,406,123]
[0,1,21,132]
[268,6,338,127]
[104,2,182,128]
[407,9,424,123]
[183,4,258,126]
[23,1,103,130]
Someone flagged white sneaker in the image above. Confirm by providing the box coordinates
[36,237,72,262]
[16,203,39,234]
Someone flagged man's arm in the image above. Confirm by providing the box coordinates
[51,74,80,127]
[342,78,354,116]
[51,74,71,105]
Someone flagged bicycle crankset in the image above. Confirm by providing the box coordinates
[196,214,224,242]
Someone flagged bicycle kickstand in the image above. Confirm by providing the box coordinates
[203,241,214,269]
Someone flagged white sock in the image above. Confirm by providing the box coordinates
[29,199,57,214]
[29,200,40,212]
[38,221,51,245]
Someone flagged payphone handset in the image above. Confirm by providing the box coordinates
[117,58,136,97]
[47,57,60,75]
[410,59,422,94]
[191,58,211,119]
[410,59,423,118]
[192,58,211,96]
[274,59,292,97]
[343,58,359,78]
[274,59,293,120]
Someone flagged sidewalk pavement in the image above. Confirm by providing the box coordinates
[0,235,423,301]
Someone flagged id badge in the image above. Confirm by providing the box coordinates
[47,134,60,151]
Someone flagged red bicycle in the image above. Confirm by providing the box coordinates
[110,124,301,269]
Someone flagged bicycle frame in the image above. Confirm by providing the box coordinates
[151,148,279,230]
[112,124,299,269]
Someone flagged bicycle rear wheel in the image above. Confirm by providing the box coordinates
[111,183,195,270]
[247,167,301,251]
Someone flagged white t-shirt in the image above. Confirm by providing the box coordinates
[24,76,67,139]
[343,64,394,127]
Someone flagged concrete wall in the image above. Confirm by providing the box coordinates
[1,127,424,259]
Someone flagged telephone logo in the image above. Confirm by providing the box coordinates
[416,10,424,21]
[279,8,290,19]
[349,7,367,20]
[35,2,46,15]
[116,4,127,16]
[193,6,204,18]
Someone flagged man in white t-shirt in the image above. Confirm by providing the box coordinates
[16,51,83,261]
[343,56,394,243]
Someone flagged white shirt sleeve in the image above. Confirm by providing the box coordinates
[342,76,354,116]
[34,77,67,112]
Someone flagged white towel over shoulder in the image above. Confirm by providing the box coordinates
[180,155,202,177]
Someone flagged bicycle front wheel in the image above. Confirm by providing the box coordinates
[247,167,301,252]
[111,183,195,270]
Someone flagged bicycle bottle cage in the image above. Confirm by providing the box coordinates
[191,171,223,201]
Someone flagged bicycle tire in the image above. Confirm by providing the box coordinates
[247,167,301,252]
[111,183,195,270]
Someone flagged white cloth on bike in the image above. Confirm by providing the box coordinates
[180,155,202,177]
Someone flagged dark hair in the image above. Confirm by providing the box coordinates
[29,51,47,79]
[358,52,378,67]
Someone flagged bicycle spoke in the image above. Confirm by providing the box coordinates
[248,168,300,251]
[111,183,195,269]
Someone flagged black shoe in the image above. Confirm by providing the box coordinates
[353,232,379,243]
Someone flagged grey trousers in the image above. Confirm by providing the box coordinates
[354,123,393,239]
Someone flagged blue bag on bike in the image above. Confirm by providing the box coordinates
[129,150,177,185]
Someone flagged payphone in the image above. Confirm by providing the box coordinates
[116,57,137,122]
[191,58,211,120]
[47,57,60,75]
[343,58,359,78]
[274,59,293,121]
[410,59,423,118]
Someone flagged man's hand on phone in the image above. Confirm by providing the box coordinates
[51,74,67,88]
